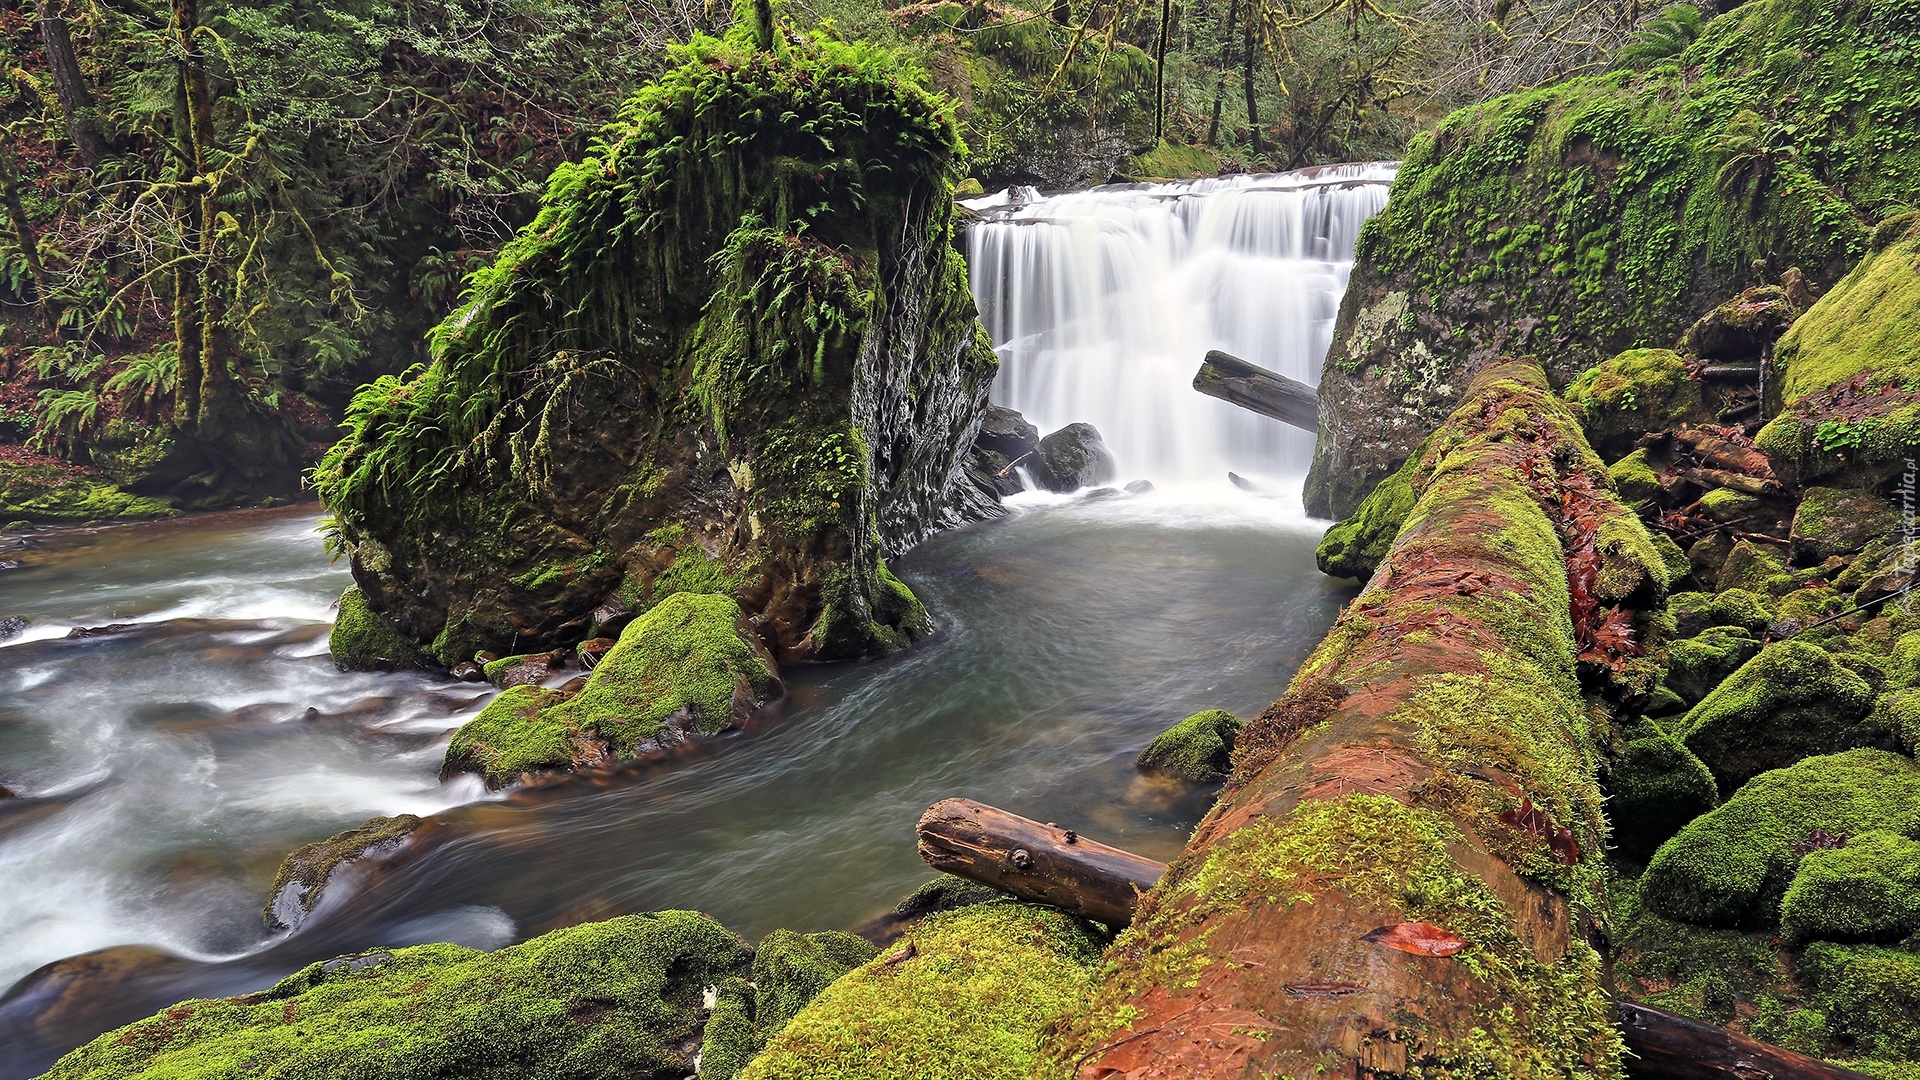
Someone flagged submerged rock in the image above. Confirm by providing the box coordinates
[1027,422,1116,492]
[0,614,27,641]
[1135,709,1243,782]
[264,814,427,931]
[37,912,749,1080]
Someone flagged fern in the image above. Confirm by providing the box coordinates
[1612,4,1705,72]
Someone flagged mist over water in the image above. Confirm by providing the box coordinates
[967,164,1396,481]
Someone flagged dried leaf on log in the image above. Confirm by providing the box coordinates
[1360,922,1467,957]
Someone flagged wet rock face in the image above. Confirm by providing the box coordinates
[264,814,427,932]
[1028,422,1116,492]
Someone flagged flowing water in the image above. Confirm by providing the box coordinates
[0,167,1390,1077]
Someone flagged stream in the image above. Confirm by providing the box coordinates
[0,165,1391,1077]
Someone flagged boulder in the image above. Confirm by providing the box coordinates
[1791,487,1900,563]
[1796,943,1920,1063]
[0,615,28,641]
[1316,439,1430,580]
[1662,626,1759,707]
[1135,709,1243,782]
[1604,718,1719,862]
[1778,830,1920,945]
[1027,423,1115,492]
[328,587,428,672]
[1674,640,1879,793]
[36,912,749,1080]
[974,404,1039,462]
[1717,539,1788,595]
[1642,749,1920,928]
[1668,589,1773,637]
[1563,348,1712,460]
[1675,284,1800,362]
[264,814,427,931]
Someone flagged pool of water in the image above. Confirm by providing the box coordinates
[0,487,1346,1076]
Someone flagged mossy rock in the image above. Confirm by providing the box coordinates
[1135,709,1243,782]
[1663,626,1760,706]
[1878,688,1920,756]
[1670,588,1774,637]
[444,594,779,788]
[1798,942,1920,1064]
[697,930,876,1080]
[1675,284,1799,363]
[38,911,750,1080]
[329,587,429,672]
[1316,442,1430,580]
[1608,447,1665,504]
[1791,487,1901,563]
[1779,830,1920,945]
[1027,422,1115,493]
[1606,718,1719,862]
[1717,540,1789,595]
[264,815,424,931]
[1609,865,1793,1028]
[739,904,1102,1080]
[1699,485,1763,523]
[1673,640,1879,794]
[1564,348,1710,459]
[1642,749,1920,928]
[0,462,175,523]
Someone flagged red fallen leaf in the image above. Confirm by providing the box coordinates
[1499,797,1583,865]
[1548,825,1581,865]
[1361,922,1468,957]
[1284,982,1366,997]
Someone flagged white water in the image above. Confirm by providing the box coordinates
[966,163,1397,483]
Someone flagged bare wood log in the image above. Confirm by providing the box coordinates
[1699,362,1762,382]
[1675,466,1783,497]
[1192,349,1318,432]
[920,799,1871,1080]
[1671,427,1777,478]
[1617,1003,1875,1080]
[915,798,1165,928]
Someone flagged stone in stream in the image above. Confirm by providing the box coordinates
[0,782,13,799]
[1124,479,1154,495]
[1136,709,1243,782]
[1028,422,1116,493]
[975,404,1040,461]
[449,660,486,682]
[264,814,429,932]
[328,586,429,672]
[0,614,27,640]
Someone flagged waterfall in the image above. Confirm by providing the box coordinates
[965,163,1396,485]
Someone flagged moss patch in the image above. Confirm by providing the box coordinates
[1674,640,1880,793]
[1779,830,1920,945]
[1798,942,1920,1065]
[1606,718,1719,862]
[1663,626,1760,705]
[0,462,175,523]
[442,685,576,788]
[1565,348,1709,459]
[329,587,429,672]
[1315,439,1431,580]
[1792,487,1902,563]
[1135,709,1243,782]
[38,911,750,1080]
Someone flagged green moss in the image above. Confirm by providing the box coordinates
[1609,865,1792,1026]
[1664,626,1760,705]
[0,462,175,522]
[1564,349,1709,457]
[1669,588,1774,636]
[264,815,423,930]
[749,930,876,1043]
[1779,830,1920,944]
[482,653,540,684]
[442,684,575,787]
[1879,688,1920,754]
[550,592,774,741]
[1316,441,1430,580]
[1642,749,1920,928]
[740,904,1102,1080]
[1120,141,1224,181]
[1135,709,1243,782]
[39,911,750,1080]
[1608,447,1664,503]
[1607,718,1719,861]
[328,587,428,672]
[1674,640,1879,793]
[1791,487,1902,562]
[1700,485,1763,523]
[1799,942,1920,1063]
[1718,540,1789,595]
[697,977,758,1080]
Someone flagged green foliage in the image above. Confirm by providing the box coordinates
[1612,4,1705,71]
[1135,708,1243,781]
[1642,749,1920,928]
[37,911,750,1080]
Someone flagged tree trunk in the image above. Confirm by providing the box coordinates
[171,0,220,427]
[0,142,48,302]
[1046,359,1669,1078]
[1242,15,1263,156]
[37,0,109,169]
[1206,0,1235,146]
[916,798,1165,928]
[1192,349,1317,431]
[1153,0,1173,145]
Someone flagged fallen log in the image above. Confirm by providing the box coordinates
[1675,465,1783,497]
[919,799,1874,1080]
[1670,427,1777,478]
[915,798,1164,928]
[1192,350,1318,432]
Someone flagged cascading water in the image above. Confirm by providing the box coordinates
[966,163,1396,484]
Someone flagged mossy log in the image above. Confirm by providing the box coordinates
[915,798,1163,928]
[1192,350,1318,433]
[1048,359,1667,1077]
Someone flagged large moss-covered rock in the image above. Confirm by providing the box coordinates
[1306,0,1920,517]
[264,814,425,931]
[0,461,174,523]
[1779,830,1920,944]
[1673,641,1879,793]
[37,911,749,1080]
[1790,487,1901,563]
[1135,709,1242,782]
[1563,348,1711,460]
[1642,749,1920,928]
[739,903,1102,1080]
[1668,588,1773,637]
[1662,626,1759,706]
[1797,942,1920,1065]
[329,586,429,671]
[314,29,996,668]
[1756,219,1920,485]
[699,929,877,1080]
[1605,718,1719,862]
[444,593,779,787]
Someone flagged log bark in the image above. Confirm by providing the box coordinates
[1048,360,1666,1078]
[1675,466,1783,497]
[1670,427,1777,479]
[916,798,1164,928]
[1192,350,1318,432]
[38,0,109,169]
[916,800,1873,1080]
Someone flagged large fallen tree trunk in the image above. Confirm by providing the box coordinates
[1192,350,1318,432]
[1044,359,1672,1078]
[918,800,1873,1080]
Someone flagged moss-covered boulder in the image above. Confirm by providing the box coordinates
[328,586,429,671]
[1564,348,1711,459]
[1790,487,1901,563]
[1796,942,1920,1065]
[1642,749,1920,928]
[1662,626,1760,705]
[38,911,749,1080]
[739,903,1102,1080]
[699,929,877,1080]
[1306,0,1920,518]
[314,28,996,667]
[1669,588,1774,637]
[1135,709,1243,782]
[1675,283,1801,363]
[1608,446,1666,504]
[1718,539,1790,595]
[1605,718,1719,862]
[444,593,779,787]
[1673,641,1879,793]
[264,814,426,931]
[0,461,174,523]
[1027,422,1115,493]
[1779,830,1920,945]
[1315,440,1431,580]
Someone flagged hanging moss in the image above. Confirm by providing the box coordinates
[37,912,751,1080]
